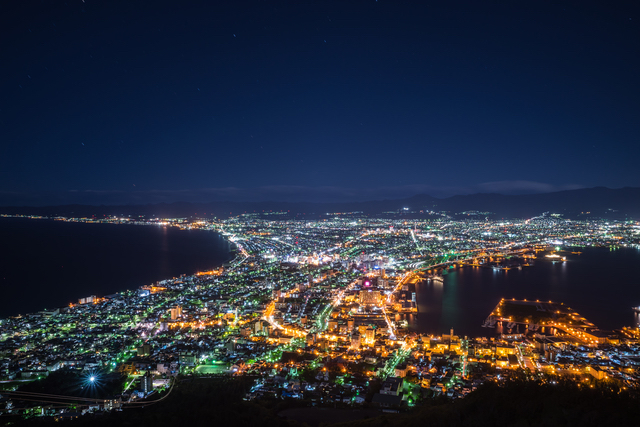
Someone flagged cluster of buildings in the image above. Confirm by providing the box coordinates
[1,213,640,416]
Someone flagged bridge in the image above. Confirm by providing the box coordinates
[406,247,535,273]
[407,254,474,272]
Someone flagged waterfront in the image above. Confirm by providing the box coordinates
[0,218,232,318]
[1,214,640,419]
[411,247,640,337]
[2,217,639,336]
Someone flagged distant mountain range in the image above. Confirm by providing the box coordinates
[1,187,639,220]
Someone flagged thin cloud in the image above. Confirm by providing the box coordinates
[473,181,585,195]
[0,181,590,206]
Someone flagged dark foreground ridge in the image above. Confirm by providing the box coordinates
[2,187,640,219]
[5,376,640,427]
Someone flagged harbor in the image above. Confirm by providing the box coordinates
[482,299,606,344]
[408,247,640,338]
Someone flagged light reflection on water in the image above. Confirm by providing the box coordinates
[0,218,232,318]
[409,247,640,338]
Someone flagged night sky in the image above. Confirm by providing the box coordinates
[2,1,639,205]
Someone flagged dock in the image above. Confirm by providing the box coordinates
[484,298,603,344]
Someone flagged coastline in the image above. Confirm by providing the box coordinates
[410,246,640,337]
[0,217,233,319]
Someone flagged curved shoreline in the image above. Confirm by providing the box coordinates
[0,217,233,319]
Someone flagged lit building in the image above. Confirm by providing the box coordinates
[141,372,153,394]
[170,306,182,320]
[365,326,376,345]
[360,290,381,306]
[350,333,361,350]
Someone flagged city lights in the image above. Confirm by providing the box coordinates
[1,213,639,418]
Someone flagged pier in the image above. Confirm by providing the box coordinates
[484,299,602,345]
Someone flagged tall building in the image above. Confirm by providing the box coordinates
[136,344,151,356]
[350,333,361,350]
[141,372,153,394]
[365,326,376,345]
[170,306,182,320]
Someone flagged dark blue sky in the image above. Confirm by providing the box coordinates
[1,1,639,205]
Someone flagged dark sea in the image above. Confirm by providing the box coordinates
[409,247,640,338]
[0,218,232,318]
[2,218,639,338]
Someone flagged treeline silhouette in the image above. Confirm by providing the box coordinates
[334,377,640,427]
[5,375,640,427]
